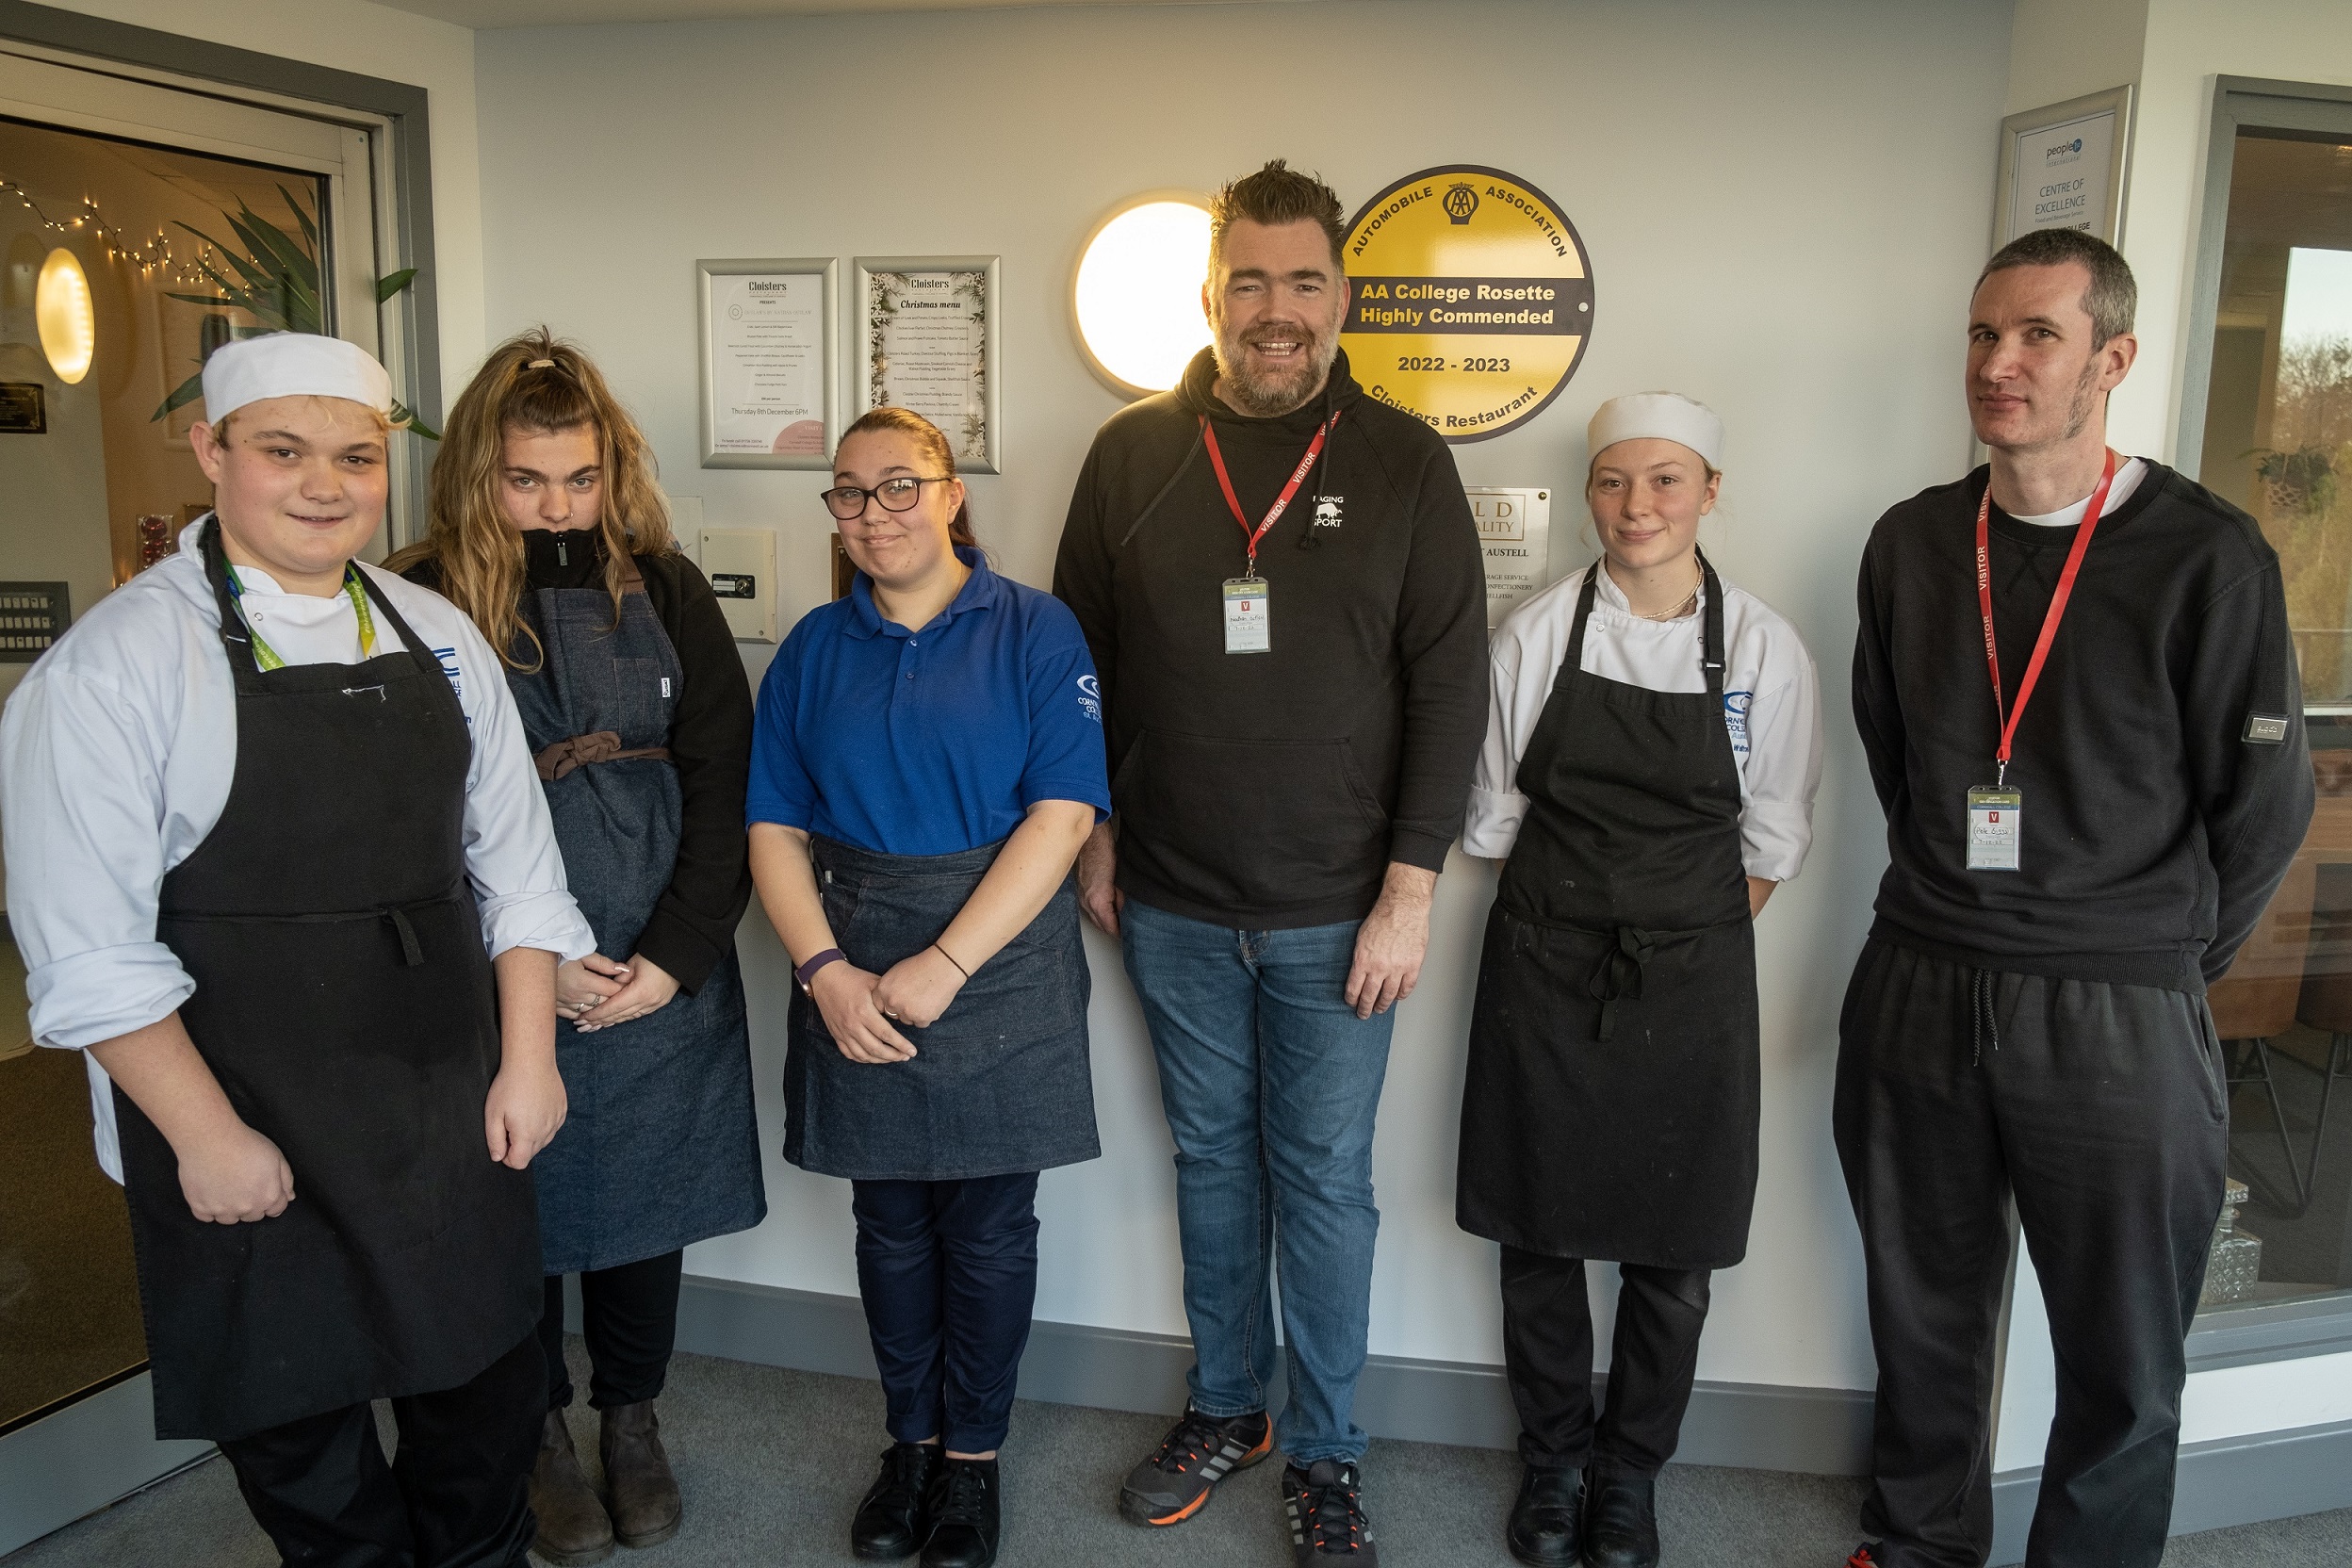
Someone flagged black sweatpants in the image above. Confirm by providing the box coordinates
[1500,1247,1712,1478]
[535,1249,684,1413]
[1834,938,2228,1568]
[216,1330,544,1568]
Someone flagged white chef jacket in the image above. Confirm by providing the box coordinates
[1463,562,1823,880]
[1,520,597,1181]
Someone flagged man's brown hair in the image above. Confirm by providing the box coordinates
[1977,228,2137,347]
[1209,159,1347,272]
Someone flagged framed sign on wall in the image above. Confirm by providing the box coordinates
[1993,85,2133,247]
[697,256,840,469]
[856,254,1001,474]
[1339,165,1595,445]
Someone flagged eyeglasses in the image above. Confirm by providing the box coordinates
[820,476,952,521]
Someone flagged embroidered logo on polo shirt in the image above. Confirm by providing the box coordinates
[1076,674,1102,724]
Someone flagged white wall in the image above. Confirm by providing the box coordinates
[472,0,2017,1396]
[41,0,486,413]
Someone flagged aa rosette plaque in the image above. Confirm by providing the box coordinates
[1340,166,1595,444]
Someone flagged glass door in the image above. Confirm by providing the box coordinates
[0,44,396,1554]
[2187,104,2352,1319]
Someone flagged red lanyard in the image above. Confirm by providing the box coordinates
[1199,411,1340,577]
[1975,449,2115,786]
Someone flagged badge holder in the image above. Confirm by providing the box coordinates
[1223,576,1270,654]
[1966,786,2022,872]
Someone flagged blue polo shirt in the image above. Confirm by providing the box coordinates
[747,548,1111,856]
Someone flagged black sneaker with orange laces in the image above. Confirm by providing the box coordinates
[1118,1407,1273,1527]
[1847,1545,1884,1567]
[1282,1459,1378,1566]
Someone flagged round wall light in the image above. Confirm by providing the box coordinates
[36,247,95,385]
[1072,193,1214,399]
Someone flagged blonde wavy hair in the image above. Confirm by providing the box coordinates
[388,328,674,669]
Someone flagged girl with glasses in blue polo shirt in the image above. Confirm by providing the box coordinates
[747,406,1110,1568]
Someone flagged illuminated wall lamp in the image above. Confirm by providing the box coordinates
[36,247,95,384]
[1071,193,1214,400]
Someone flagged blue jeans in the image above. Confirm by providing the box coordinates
[1120,899,1396,1464]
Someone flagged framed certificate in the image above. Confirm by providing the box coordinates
[1993,85,2132,248]
[697,257,840,469]
[856,255,1002,474]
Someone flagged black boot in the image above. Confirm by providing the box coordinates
[1505,1464,1581,1566]
[1581,1467,1658,1568]
[853,1443,942,1560]
[921,1457,1000,1568]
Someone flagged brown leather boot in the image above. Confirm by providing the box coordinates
[530,1408,615,1565]
[600,1400,682,1549]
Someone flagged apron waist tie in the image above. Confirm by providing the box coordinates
[1588,926,1658,1043]
[161,890,462,970]
[535,730,673,781]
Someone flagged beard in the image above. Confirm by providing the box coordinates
[2059,351,2105,441]
[1212,315,1340,416]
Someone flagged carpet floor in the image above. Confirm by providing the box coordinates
[7,1343,2349,1566]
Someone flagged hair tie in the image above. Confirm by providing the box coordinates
[527,358,556,369]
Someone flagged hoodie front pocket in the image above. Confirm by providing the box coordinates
[1123,729,1389,912]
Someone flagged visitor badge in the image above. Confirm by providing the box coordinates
[1223,578,1270,655]
[1967,787,2022,872]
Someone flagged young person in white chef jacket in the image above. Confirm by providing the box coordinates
[1456,393,1821,1568]
[0,334,595,1566]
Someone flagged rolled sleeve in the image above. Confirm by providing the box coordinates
[453,618,595,960]
[26,943,194,1050]
[1462,786,1528,859]
[1736,671,1823,883]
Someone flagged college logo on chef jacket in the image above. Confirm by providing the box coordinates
[434,646,465,703]
[1723,690,1753,756]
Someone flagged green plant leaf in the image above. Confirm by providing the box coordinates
[391,398,441,441]
[150,370,205,423]
[164,291,237,310]
[229,206,319,300]
[374,268,418,303]
[277,185,318,253]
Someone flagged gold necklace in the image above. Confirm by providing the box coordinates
[1627,559,1704,621]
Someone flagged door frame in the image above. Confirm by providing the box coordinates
[0,4,448,1551]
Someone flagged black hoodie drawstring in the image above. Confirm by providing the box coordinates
[1969,968,2000,1066]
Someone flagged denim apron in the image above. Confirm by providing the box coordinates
[1456,555,1761,1269]
[117,522,541,1440]
[505,545,766,1273]
[786,836,1100,1181]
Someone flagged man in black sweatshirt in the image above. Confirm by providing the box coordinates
[1839,229,2311,1568]
[1054,161,1485,1566]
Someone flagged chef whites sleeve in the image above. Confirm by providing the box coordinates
[448,611,597,963]
[4,667,198,1050]
[1734,662,1823,884]
[1462,636,1534,860]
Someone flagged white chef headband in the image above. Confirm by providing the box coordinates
[201,332,394,424]
[1587,391,1724,472]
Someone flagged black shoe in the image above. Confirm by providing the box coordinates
[1845,1547,1885,1567]
[1282,1459,1378,1565]
[921,1458,999,1568]
[1581,1467,1658,1568]
[1506,1464,1582,1566]
[852,1443,941,1560]
[1118,1407,1273,1527]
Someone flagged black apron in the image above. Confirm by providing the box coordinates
[506,551,765,1274]
[114,522,542,1441]
[1456,554,1761,1270]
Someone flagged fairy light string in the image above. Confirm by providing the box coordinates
[2,174,220,286]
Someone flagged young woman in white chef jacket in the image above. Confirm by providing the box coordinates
[0,334,593,1565]
[1456,393,1821,1568]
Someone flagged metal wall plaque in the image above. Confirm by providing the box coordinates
[0,383,46,433]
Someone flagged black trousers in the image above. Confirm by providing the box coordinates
[1834,939,2228,1568]
[852,1171,1040,1454]
[535,1249,684,1412]
[216,1330,543,1568]
[1501,1247,1712,1478]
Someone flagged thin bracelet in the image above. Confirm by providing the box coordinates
[931,941,972,979]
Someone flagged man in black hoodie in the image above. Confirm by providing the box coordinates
[1839,230,2311,1568]
[1054,162,1485,1566]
